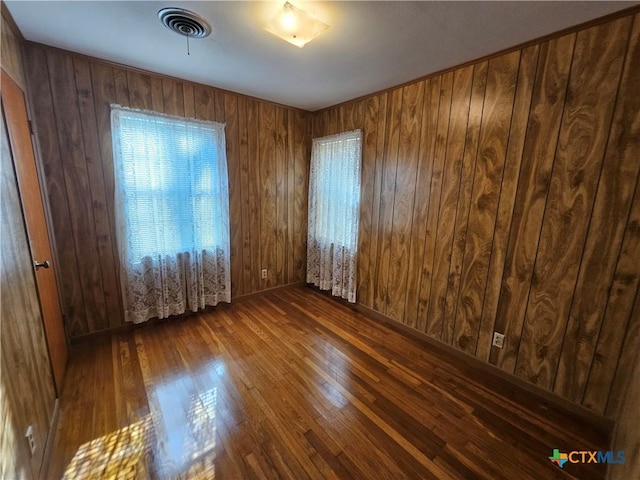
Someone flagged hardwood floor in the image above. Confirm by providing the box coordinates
[48,286,609,479]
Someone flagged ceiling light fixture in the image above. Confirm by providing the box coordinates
[264,2,329,48]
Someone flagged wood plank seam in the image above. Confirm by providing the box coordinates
[511,34,579,377]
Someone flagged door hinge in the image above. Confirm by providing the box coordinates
[28,120,35,135]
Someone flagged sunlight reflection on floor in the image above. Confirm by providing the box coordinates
[63,386,218,479]
[62,415,153,479]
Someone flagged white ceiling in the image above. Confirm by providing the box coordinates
[6,1,638,111]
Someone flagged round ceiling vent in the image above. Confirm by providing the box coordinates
[158,7,211,38]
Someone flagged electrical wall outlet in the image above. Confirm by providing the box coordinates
[261,269,267,279]
[25,425,35,456]
[492,332,505,349]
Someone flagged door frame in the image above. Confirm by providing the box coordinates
[2,68,69,394]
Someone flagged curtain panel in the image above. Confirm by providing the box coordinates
[111,105,231,324]
[307,130,362,302]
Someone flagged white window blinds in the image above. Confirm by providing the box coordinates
[111,105,231,323]
[307,130,362,302]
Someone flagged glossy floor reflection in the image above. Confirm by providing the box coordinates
[63,415,153,479]
[49,286,609,479]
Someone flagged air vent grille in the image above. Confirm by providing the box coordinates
[158,8,211,38]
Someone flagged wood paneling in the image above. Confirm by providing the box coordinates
[1,16,58,478]
[515,16,631,391]
[475,46,538,362]
[405,79,440,329]
[2,91,56,479]
[275,107,288,286]
[419,72,453,335]
[608,338,640,480]
[259,102,277,289]
[447,60,488,354]
[373,87,402,314]
[74,58,122,329]
[429,64,473,344]
[312,12,640,416]
[3,69,68,393]
[23,43,310,339]
[386,82,423,323]
[553,18,639,403]
[489,33,575,374]
[1,6,25,89]
[47,48,109,333]
[46,286,609,480]
[224,93,243,297]
[361,93,389,309]
[576,13,640,417]
[453,51,519,353]
[292,109,309,282]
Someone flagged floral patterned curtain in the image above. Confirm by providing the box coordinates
[307,130,362,302]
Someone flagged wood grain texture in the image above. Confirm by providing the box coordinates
[361,93,387,309]
[475,47,538,362]
[605,286,640,419]
[194,84,214,121]
[90,62,124,331]
[292,109,309,284]
[246,99,261,291]
[23,44,310,339]
[275,107,288,286]
[74,58,122,329]
[259,102,277,289]
[584,168,640,415]
[161,78,184,117]
[126,71,152,110]
[2,69,69,393]
[224,93,243,297]
[214,92,225,123]
[515,18,630,390]
[489,34,576,373]
[608,326,640,480]
[374,87,402,314]
[453,51,519,354]
[428,65,473,342]
[286,107,295,285]
[23,46,85,337]
[1,9,26,89]
[47,48,109,333]
[312,11,638,416]
[582,14,640,416]
[419,72,452,334]
[1,103,57,479]
[183,82,195,118]
[386,82,424,322]
[554,16,638,404]
[238,96,253,292]
[445,61,488,354]
[46,286,609,480]
[404,78,440,328]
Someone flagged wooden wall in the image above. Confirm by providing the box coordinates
[23,43,311,340]
[608,347,640,479]
[312,12,640,417]
[1,6,57,478]
[1,7,25,89]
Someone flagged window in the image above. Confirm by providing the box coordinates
[111,105,230,323]
[307,130,362,302]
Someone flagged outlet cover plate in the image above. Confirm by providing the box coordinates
[25,425,35,456]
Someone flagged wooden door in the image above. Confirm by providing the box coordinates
[2,69,68,393]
